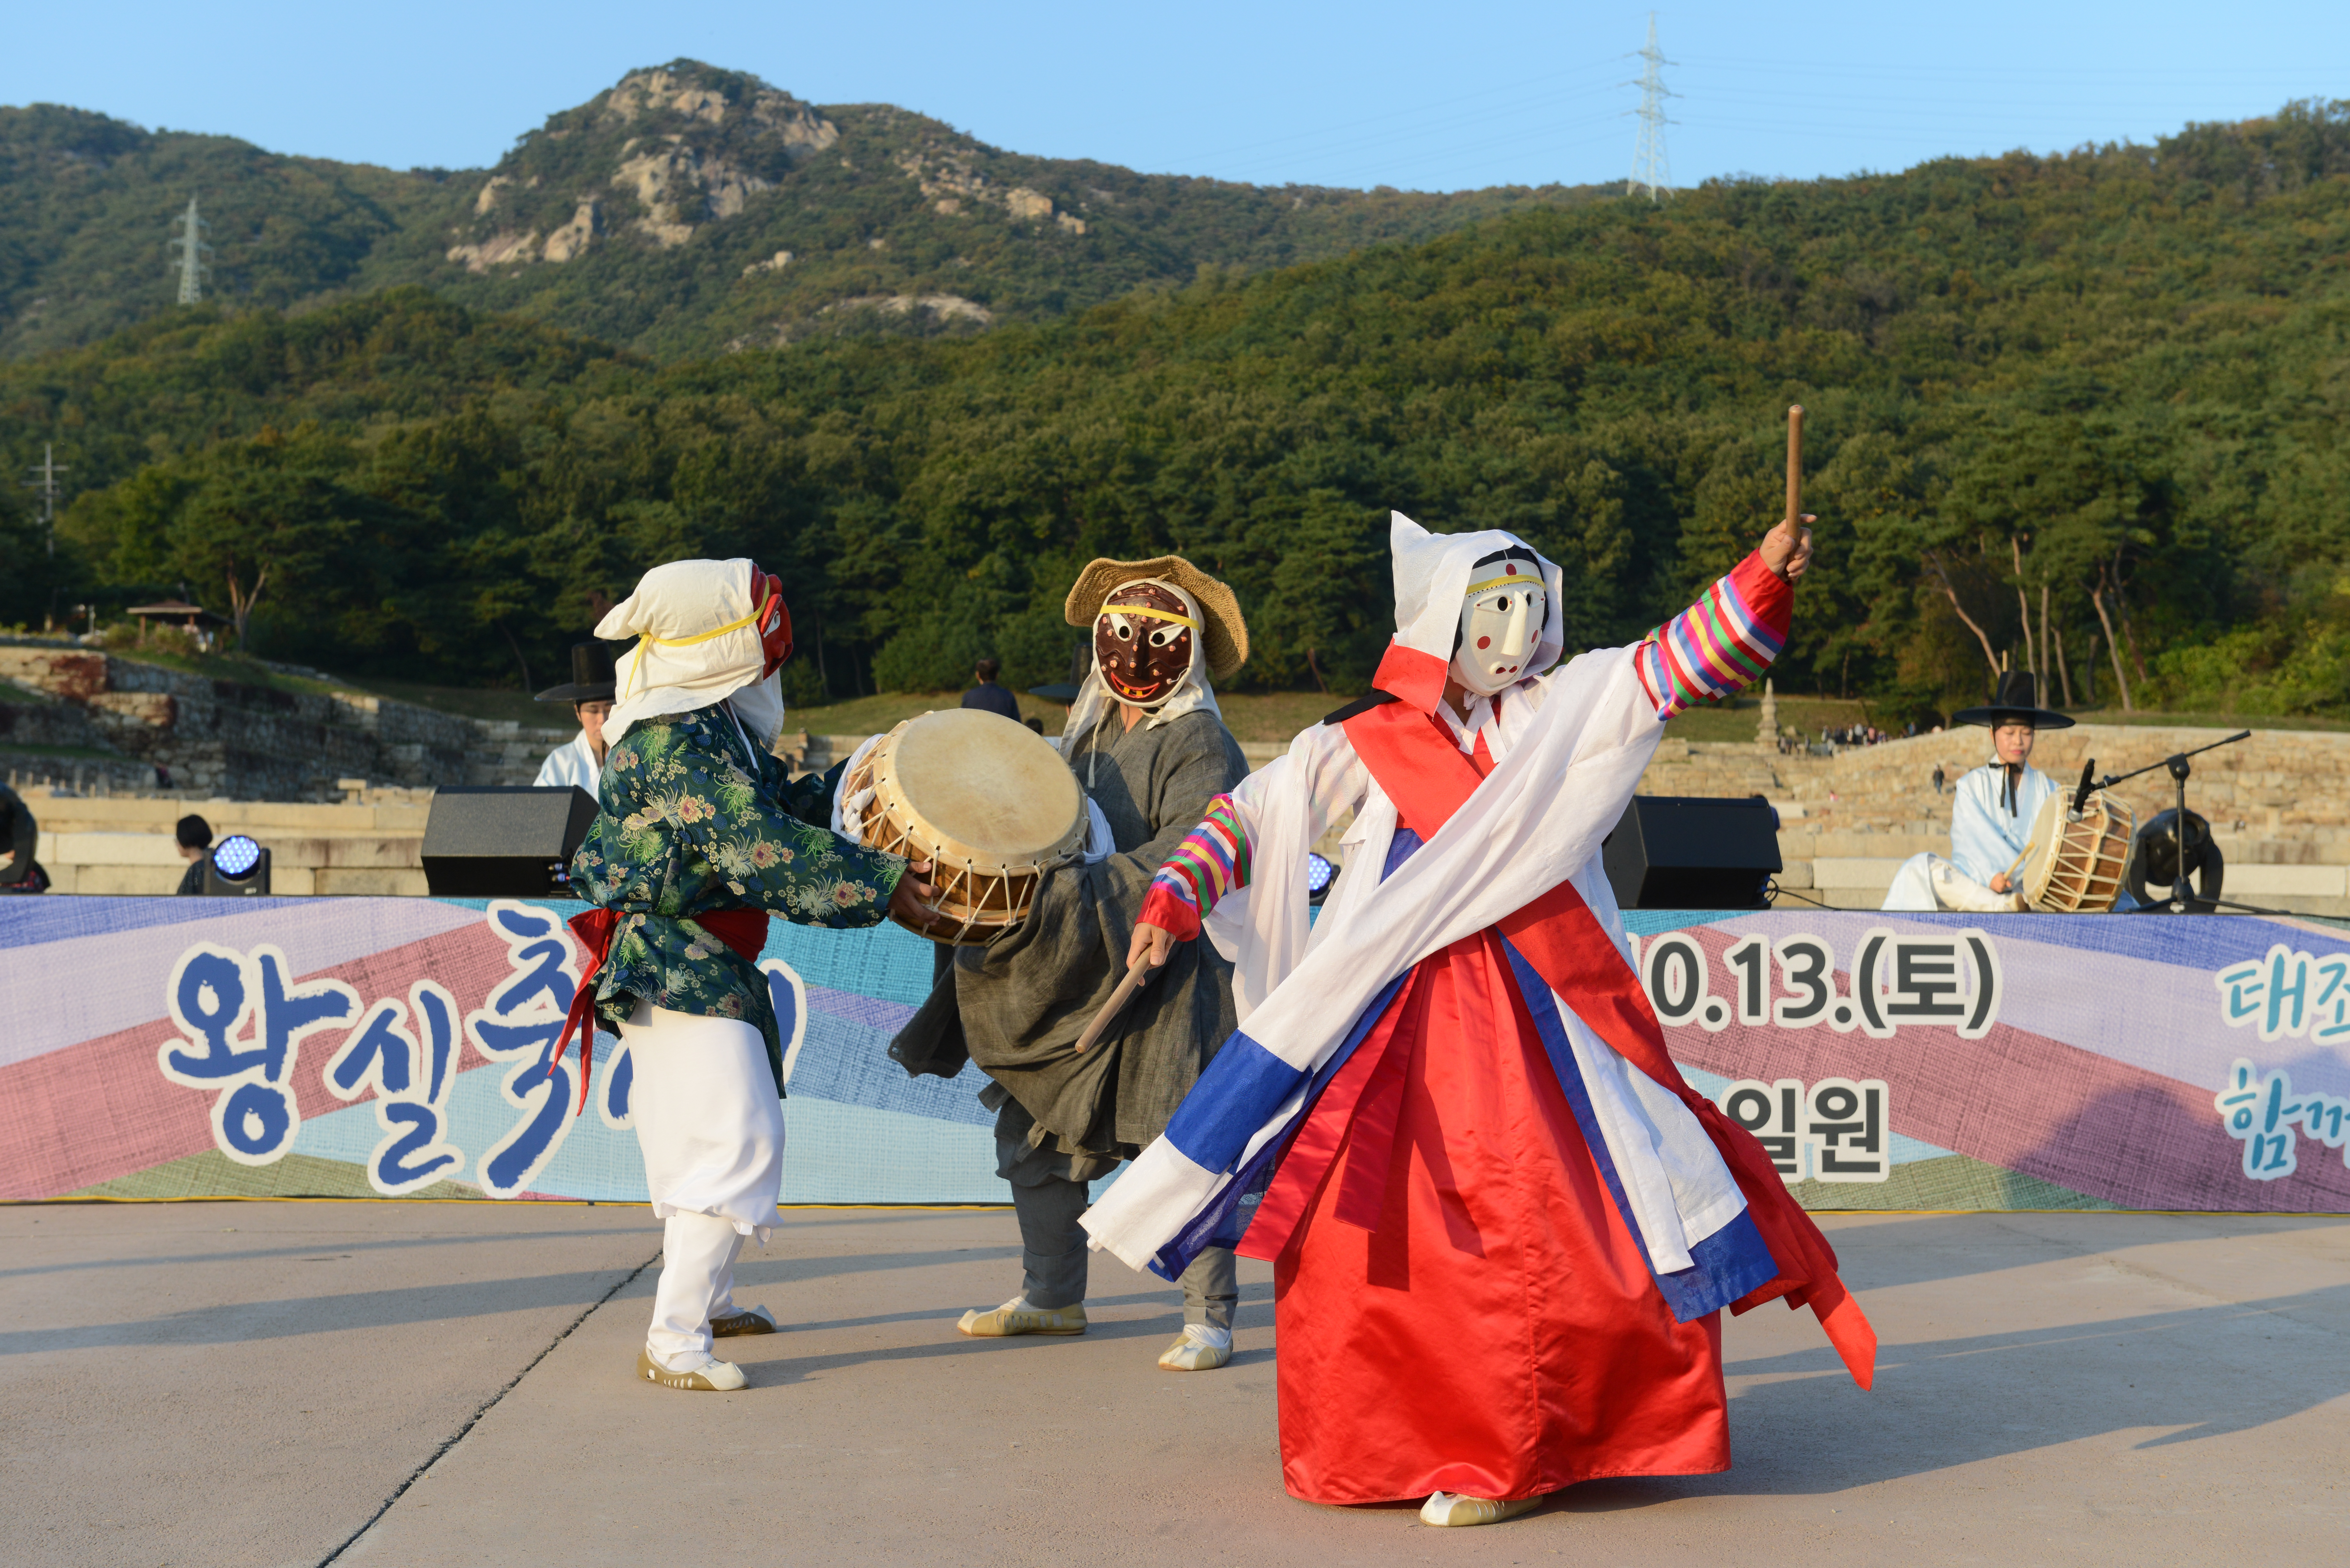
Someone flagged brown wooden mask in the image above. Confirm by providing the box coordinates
[1094,581,1195,708]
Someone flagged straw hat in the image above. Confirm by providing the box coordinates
[1064,555,1249,681]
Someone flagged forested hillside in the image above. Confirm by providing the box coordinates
[4,99,2348,723]
[0,62,1599,362]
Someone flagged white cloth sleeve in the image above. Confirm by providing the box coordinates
[829,734,886,844]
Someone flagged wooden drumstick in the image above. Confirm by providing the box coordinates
[1785,404,1805,529]
[1073,953,1159,1053]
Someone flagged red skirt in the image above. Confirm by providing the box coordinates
[1244,928,1730,1506]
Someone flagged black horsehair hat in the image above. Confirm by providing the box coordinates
[535,641,618,703]
[1950,669,2073,731]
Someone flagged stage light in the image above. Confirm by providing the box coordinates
[203,834,272,896]
[1306,852,1340,907]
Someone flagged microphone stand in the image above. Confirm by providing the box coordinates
[2079,730,2252,913]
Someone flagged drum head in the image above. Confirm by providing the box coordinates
[889,708,1083,865]
[2018,792,2064,906]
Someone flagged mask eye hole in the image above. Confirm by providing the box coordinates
[1149,628,1178,647]
[1108,620,1134,641]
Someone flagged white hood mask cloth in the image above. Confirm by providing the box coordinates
[597,558,787,750]
[1388,510,1566,706]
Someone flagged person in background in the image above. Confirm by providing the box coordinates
[959,657,1022,722]
[534,642,618,792]
[174,814,213,895]
[1883,672,2068,912]
[0,780,49,894]
[1932,764,1946,795]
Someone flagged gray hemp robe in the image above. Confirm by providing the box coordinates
[889,706,1248,1160]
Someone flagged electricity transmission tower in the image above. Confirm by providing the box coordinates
[24,443,67,559]
[1627,13,1678,202]
[166,195,211,304]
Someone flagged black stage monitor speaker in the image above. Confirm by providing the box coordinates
[1602,795,1782,911]
[422,786,599,898]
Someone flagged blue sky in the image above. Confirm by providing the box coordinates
[8,3,2347,192]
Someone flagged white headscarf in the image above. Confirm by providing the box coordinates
[595,558,787,749]
[1387,510,1565,679]
[1060,577,1224,782]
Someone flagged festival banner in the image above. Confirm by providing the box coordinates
[1622,908,2350,1213]
[4,897,2347,1213]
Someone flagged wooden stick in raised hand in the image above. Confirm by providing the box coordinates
[1761,402,1817,584]
[1786,403,1805,528]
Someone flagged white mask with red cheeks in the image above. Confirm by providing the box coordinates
[1451,551,1548,697]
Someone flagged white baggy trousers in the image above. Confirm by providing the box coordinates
[620,999,785,1371]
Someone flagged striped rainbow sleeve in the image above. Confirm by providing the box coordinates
[1633,550,1793,721]
[1138,794,1253,941]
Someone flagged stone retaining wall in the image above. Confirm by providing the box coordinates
[0,647,570,799]
[24,789,433,896]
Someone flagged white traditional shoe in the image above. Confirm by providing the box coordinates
[957,1296,1088,1336]
[1156,1323,1233,1371]
[709,1304,778,1338]
[636,1347,748,1391]
[1420,1491,1542,1527]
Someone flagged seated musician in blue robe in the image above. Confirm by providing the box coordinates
[1883,672,2068,913]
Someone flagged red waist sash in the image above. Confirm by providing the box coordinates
[549,907,771,1114]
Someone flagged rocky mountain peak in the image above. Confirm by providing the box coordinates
[447,61,838,269]
[598,65,836,152]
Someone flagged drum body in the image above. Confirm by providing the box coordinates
[843,708,1086,944]
[2019,790,2137,914]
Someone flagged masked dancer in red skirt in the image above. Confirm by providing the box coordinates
[1085,509,1875,1526]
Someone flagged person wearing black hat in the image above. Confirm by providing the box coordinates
[1019,644,1091,750]
[533,641,619,792]
[1882,670,2073,912]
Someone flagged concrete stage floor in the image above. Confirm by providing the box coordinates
[2,1204,2343,1568]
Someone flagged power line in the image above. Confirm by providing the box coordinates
[1628,11,1677,202]
[166,194,211,305]
[24,443,67,560]
[1310,109,1627,188]
[1675,53,2350,84]
[1158,56,1626,166]
[1159,57,1632,180]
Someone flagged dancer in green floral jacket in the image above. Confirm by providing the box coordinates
[572,557,934,1394]
[571,700,906,1093]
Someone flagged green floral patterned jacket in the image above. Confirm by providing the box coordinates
[569,702,906,1091]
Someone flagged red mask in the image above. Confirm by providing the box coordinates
[1095,582,1194,708]
[751,567,793,677]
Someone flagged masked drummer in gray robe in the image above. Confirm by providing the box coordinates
[890,556,1251,1371]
